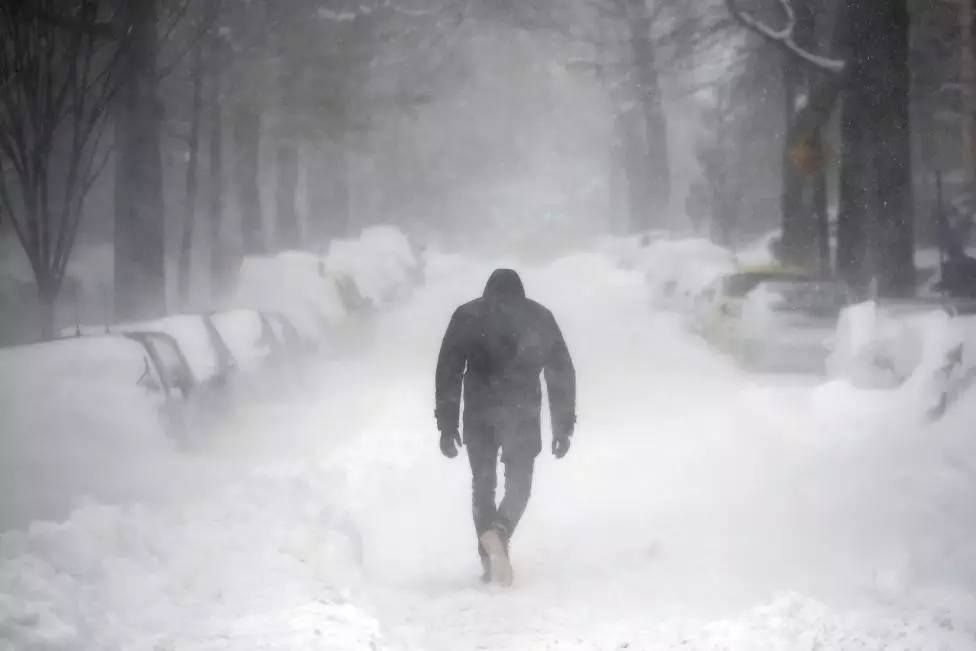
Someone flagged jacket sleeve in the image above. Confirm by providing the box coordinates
[434,308,467,433]
[543,311,576,437]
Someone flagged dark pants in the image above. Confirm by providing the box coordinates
[467,433,535,565]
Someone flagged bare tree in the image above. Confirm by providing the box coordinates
[726,0,841,270]
[0,1,120,338]
[726,0,915,296]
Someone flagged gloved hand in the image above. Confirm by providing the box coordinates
[440,429,462,458]
[552,433,571,459]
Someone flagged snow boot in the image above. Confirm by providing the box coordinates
[479,527,513,587]
[478,544,491,583]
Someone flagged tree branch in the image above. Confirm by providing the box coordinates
[26,3,119,40]
[725,0,845,74]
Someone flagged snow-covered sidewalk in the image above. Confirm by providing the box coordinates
[3,253,976,649]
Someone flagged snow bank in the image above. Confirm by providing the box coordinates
[0,337,175,530]
[0,465,398,650]
[828,301,930,388]
[325,226,418,307]
[828,300,976,420]
[235,251,347,343]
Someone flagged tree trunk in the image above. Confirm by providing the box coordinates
[207,0,226,301]
[812,129,830,274]
[837,0,915,297]
[626,0,669,222]
[607,135,628,235]
[620,109,649,233]
[37,274,57,341]
[178,34,205,307]
[961,0,976,190]
[778,0,823,270]
[837,92,870,291]
[304,146,328,248]
[274,141,300,250]
[233,102,263,256]
[113,0,166,321]
[871,0,914,296]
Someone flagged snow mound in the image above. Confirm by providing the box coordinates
[0,465,396,650]
[828,300,976,420]
[325,226,418,307]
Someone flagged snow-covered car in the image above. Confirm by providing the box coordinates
[64,314,237,390]
[693,266,809,337]
[696,267,852,371]
[0,335,180,527]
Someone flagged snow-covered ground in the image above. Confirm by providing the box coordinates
[3,252,976,649]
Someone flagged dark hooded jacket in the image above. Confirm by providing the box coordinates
[435,269,576,459]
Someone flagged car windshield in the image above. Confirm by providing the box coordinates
[723,272,808,298]
[759,280,850,314]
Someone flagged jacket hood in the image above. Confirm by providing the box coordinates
[483,268,526,301]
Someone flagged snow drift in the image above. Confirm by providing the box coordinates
[829,300,976,420]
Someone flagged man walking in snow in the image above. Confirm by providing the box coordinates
[435,268,576,586]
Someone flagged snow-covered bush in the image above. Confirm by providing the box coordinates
[325,225,418,307]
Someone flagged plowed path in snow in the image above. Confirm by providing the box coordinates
[2,253,974,650]
[345,255,975,650]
